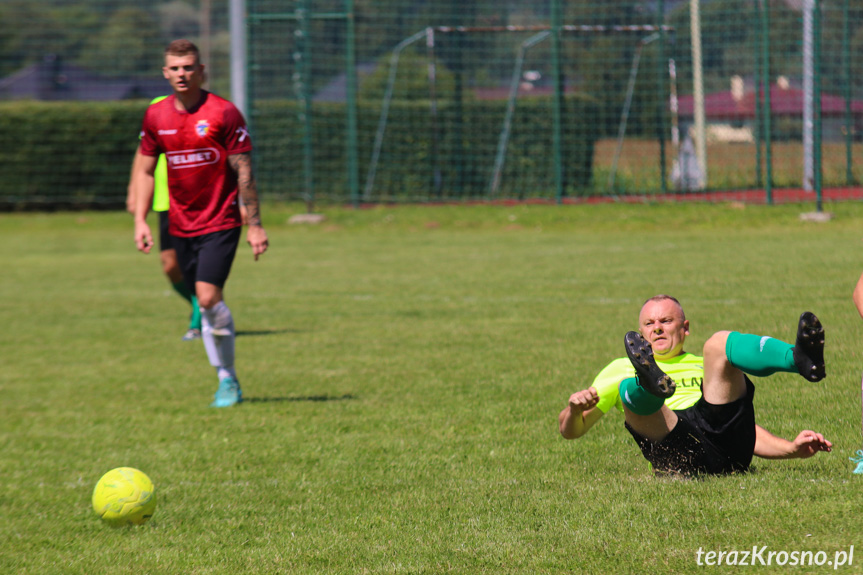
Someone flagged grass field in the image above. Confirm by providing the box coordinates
[2,201,863,574]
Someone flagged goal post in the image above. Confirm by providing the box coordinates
[364,24,677,202]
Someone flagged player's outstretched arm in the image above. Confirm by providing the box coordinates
[753,425,832,459]
[559,387,604,439]
[228,152,269,261]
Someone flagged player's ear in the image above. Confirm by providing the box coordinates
[683,319,690,336]
[162,66,170,80]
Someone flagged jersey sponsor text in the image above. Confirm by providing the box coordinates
[167,148,220,169]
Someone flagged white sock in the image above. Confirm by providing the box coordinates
[217,366,238,382]
[201,302,236,379]
[202,300,232,334]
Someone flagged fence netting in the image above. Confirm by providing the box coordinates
[2,0,863,207]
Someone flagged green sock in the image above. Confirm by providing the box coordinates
[171,282,201,331]
[619,377,664,415]
[725,331,796,377]
[189,295,202,331]
[172,281,194,304]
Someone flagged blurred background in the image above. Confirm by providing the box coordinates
[2,0,863,208]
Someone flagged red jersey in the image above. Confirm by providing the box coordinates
[139,92,252,237]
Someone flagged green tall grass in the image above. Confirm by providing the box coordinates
[2,201,862,574]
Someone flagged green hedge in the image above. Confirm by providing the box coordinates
[0,101,144,208]
[252,96,600,203]
[0,97,599,207]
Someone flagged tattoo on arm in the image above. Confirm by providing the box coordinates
[228,152,262,226]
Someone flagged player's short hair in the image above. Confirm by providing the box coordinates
[164,39,200,62]
[643,294,686,320]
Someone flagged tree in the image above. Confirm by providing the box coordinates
[158,1,200,40]
[358,50,456,102]
[0,2,101,78]
[77,8,163,76]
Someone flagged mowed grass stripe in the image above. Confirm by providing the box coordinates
[1,202,861,574]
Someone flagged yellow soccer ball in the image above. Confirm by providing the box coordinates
[91,467,156,527]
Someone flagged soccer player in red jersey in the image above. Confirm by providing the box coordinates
[133,39,269,407]
[127,96,203,343]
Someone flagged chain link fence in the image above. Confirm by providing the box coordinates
[2,0,862,207]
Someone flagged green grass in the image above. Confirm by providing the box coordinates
[2,201,863,574]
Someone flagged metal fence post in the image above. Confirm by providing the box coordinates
[752,0,762,188]
[656,0,668,194]
[229,0,248,117]
[294,0,315,213]
[550,0,563,204]
[760,0,773,204]
[345,0,359,208]
[814,0,823,212]
[843,0,854,185]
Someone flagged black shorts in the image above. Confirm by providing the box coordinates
[172,227,242,292]
[625,377,757,476]
[157,211,175,253]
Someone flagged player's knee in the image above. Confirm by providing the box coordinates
[195,281,223,310]
[704,331,732,361]
[197,294,217,309]
[196,290,222,310]
[160,258,176,273]
[159,252,181,280]
[162,265,183,284]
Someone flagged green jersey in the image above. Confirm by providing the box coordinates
[146,96,170,213]
[591,352,704,414]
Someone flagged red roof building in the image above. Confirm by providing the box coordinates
[676,86,863,119]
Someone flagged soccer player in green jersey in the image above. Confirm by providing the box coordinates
[558,295,832,476]
[126,96,202,341]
